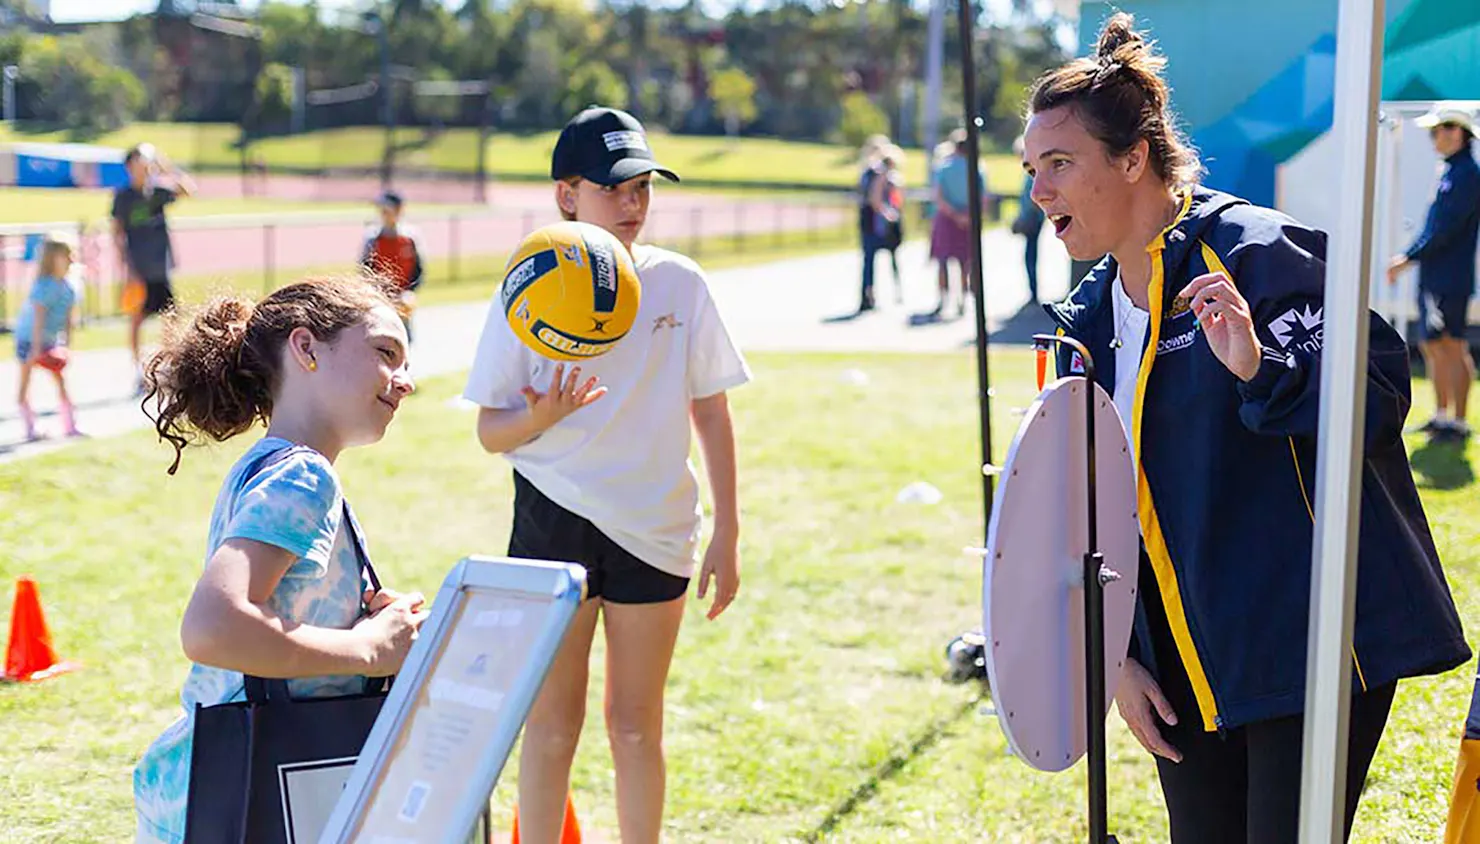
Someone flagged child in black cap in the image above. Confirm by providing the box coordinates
[464,106,750,842]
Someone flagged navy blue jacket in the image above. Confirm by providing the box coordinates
[1406,148,1480,296]
[1046,187,1471,732]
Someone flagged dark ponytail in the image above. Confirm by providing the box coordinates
[1027,12,1202,190]
[143,276,397,474]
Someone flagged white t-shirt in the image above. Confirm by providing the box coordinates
[1110,271,1149,462]
[463,244,751,578]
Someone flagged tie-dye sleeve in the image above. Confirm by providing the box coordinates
[223,451,344,578]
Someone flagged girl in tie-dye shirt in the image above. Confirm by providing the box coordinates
[133,277,426,844]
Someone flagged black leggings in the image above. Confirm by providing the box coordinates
[1142,569,1396,843]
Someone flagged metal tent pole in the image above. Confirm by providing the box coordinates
[1299,0,1385,840]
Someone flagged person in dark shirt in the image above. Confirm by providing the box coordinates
[112,142,195,394]
[1388,105,1480,443]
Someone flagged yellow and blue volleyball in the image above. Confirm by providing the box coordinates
[500,221,642,361]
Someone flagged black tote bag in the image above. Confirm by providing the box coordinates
[183,446,391,844]
[183,674,390,843]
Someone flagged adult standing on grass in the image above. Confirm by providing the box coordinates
[113,142,195,395]
[464,105,749,844]
[131,276,426,844]
[930,129,985,317]
[1386,104,1480,444]
[1029,15,1470,842]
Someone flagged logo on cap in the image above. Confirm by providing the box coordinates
[602,130,647,152]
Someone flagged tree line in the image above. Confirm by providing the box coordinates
[0,0,1070,152]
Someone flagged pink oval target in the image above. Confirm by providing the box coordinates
[981,377,1140,773]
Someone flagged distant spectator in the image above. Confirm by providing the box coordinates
[859,143,905,312]
[872,146,906,291]
[360,191,425,342]
[930,129,986,317]
[1011,135,1047,304]
[1387,104,1479,444]
[857,134,891,173]
[15,234,81,441]
[113,142,195,395]
[856,136,888,312]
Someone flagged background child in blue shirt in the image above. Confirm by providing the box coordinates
[15,234,80,440]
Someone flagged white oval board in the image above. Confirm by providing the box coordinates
[982,377,1140,772]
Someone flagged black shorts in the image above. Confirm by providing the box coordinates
[1419,289,1468,340]
[508,471,689,604]
[143,280,175,317]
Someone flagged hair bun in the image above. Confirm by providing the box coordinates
[1095,12,1144,60]
[1026,9,1201,191]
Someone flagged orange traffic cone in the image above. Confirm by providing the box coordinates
[510,794,581,844]
[4,577,79,682]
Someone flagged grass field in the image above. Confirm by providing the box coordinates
[0,122,1027,196]
[0,187,377,228]
[1,348,1476,842]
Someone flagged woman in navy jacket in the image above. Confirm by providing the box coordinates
[1025,14,1471,842]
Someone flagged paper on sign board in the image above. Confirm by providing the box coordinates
[351,589,554,835]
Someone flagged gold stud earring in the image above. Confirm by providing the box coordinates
[307,355,318,372]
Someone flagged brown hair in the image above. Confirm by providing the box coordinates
[1027,12,1202,190]
[143,276,397,474]
[38,233,75,278]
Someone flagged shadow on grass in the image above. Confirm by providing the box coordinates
[0,394,124,425]
[986,300,1055,346]
[800,689,989,842]
[691,146,737,166]
[1410,436,1475,490]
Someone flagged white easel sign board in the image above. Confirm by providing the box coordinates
[318,556,586,844]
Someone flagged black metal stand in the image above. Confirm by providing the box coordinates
[1032,333,1120,844]
[956,0,994,535]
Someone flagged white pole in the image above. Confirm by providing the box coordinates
[2,66,16,124]
[1299,0,1384,841]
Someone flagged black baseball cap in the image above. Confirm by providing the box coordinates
[375,190,404,209]
[551,106,680,186]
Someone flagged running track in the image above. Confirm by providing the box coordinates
[1,177,851,323]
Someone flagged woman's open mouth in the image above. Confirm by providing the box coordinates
[1050,214,1073,236]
